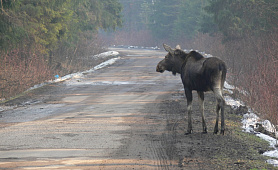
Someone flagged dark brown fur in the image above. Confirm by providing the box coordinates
[156,44,227,135]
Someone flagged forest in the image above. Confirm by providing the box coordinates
[0,0,277,125]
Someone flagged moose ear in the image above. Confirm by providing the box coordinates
[175,45,181,50]
[174,49,183,56]
[163,44,174,53]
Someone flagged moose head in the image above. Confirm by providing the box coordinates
[156,44,187,75]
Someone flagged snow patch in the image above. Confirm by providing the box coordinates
[224,95,244,109]
[224,81,235,94]
[266,159,278,167]
[111,45,160,50]
[224,82,278,166]
[89,57,119,71]
[92,51,119,59]
[242,113,260,132]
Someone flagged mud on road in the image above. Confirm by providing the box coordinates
[0,48,275,169]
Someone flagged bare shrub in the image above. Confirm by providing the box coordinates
[52,32,107,76]
[0,47,52,100]
[241,31,278,125]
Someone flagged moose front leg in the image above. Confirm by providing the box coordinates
[198,91,207,133]
[185,89,193,135]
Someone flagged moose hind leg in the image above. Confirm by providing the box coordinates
[214,103,220,134]
[220,97,225,135]
[198,91,207,133]
[214,88,225,135]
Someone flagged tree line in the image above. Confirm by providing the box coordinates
[113,0,277,44]
[0,0,122,99]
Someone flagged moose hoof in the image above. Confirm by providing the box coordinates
[185,129,193,135]
[203,128,208,134]
[220,130,225,135]
[213,129,218,134]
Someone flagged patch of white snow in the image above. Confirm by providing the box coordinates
[224,81,235,90]
[242,112,260,132]
[224,95,244,109]
[92,51,119,59]
[266,159,278,167]
[224,91,278,166]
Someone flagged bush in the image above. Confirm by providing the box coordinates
[0,46,51,100]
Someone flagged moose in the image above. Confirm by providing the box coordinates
[156,44,227,135]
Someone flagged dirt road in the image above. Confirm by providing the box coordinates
[0,48,275,169]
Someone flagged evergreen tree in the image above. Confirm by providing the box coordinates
[148,0,180,40]
[172,0,208,39]
[0,0,25,51]
[146,0,211,41]
[0,0,122,54]
[205,0,278,40]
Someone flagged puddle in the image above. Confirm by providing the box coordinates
[63,96,89,103]
[0,104,67,123]
[126,54,144,57]
[65,80,156,86]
